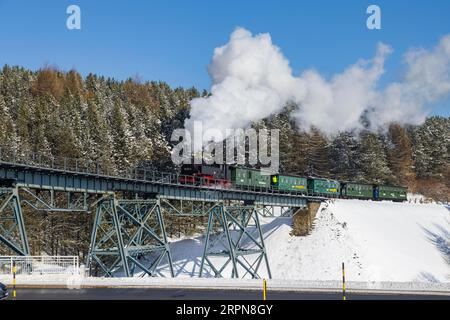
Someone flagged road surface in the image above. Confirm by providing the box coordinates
[4,288,450,300]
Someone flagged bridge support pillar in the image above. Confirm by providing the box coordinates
[87,195,174,277]
[0,188,30,255]
[200,204,271,279]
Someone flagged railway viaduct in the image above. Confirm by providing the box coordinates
[0,148,326,279]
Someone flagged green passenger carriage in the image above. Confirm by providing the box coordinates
[341,183,373,199]
[270,174,308,193]
[374,185,407,202]
[230,167,270,188]
[307,178,340,197]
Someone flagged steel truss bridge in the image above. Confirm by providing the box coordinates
[0,148,328,279]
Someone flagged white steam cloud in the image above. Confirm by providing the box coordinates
[186,28,450,136]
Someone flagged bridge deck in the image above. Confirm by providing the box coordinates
[0,159,327,207]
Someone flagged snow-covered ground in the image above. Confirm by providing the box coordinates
[148,199,449,283]
[2,199,448,291]
[407,193,427,203]
[268,200,450,283]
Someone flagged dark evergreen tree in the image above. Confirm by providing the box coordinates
[386,123,415,186]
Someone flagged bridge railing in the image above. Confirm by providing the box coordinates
[0,146,105,175]
[0,146,337,199]
[0,256,80,275]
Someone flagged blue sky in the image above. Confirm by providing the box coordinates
[0,0,449,116]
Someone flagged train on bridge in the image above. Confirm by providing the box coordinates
[179,164,408,202]
[0,150,407,278]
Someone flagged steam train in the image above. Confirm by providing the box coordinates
[178,164,408,202]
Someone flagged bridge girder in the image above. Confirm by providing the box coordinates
[87,196,174,278]
[0,187,30,256]
[200,205,272,279]
[20,188,90,212]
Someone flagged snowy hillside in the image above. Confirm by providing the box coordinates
[265,200,450,283]
[149,200,449,283]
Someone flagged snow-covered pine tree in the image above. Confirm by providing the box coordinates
[0,94,19,153]
[110,99,134,172]
[412,116,450,179]
[358,131,392,184]
[306,127,331,178]
[330,131,360,181]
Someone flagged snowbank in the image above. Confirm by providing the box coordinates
[322,200,450,283]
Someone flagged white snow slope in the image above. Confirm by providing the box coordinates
[265,200,450,283]
[147,200,450,283]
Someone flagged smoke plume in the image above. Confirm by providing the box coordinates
[186,28,450,136]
